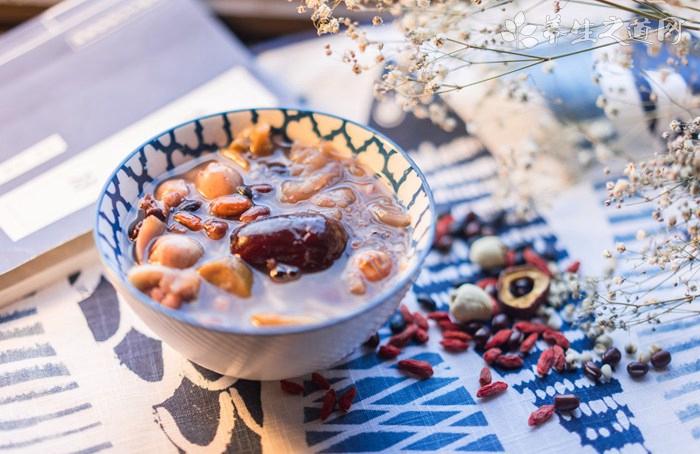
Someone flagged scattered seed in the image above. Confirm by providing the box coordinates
[338,387,357,412]
[416,294,437,312]
[364,333,380,349]
[602,347,622,367]
[554,394,580,412]
[312,372,331,390]
[601,364,613,381]
[320,389,337,420]
[537,348,554,376]
[583,361,602,381]
[543,330,570,349]
[378,344,401,359]
[428,311,451,322]
[464,321,483,335]
[438,320,465,331]
[484,329,512,350]
[625,342,638,355]
[414,328,429,344]
[280,380,304,395]
[389,325,417,348]
[399,304,414,324]
[627,361,650,378]
[479,367,492,386]
[495,354,523,369]
[650,350,672,369]
[528,405,555,427]
[552,345,566,372]
[474,326,492,348]
[507,329,523,350]
[477,381,508,398]
[397,359,434,379]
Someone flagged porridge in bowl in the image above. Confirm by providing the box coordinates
[126,122,412,328]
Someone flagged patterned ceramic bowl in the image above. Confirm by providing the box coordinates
[94,108,435,380]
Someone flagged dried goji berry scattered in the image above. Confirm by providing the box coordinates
[434,214,453,246]
[427,311,451,322]
[440,338,469,352]
[438,320,465,331]
[280,380,304,395]
[413,312,429,331]
[442,330,472,341]
[552,345,566,372]
[476,381,508,398]
[389,325,418,348]
[338,386,357,412]
[514,321,548,334]
[528,405,555,427]
[495,354,524,369]
[520,332,538,354]
[543,329,570,349]
[320,389,337,420]
[523,248,553,277]
[484,329,513,349]
[397,359,434,379]
[537,348,555,376]
[483,348,502,365]
[475,277,498,289]
[414,328,429,344]
[504,249,517,267]
[378,344,401,359]
[399,304,414,324]
[566,261,580,273]
[479,367,492,386]
[312,372,331,390]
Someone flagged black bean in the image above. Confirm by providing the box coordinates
[583,361,602,381]
[601,347,622,367]
[463,221,482,238]
[554,394,580,412]
[464,321,483,335]
[179,200,202,211]
[483,284,498,299]
[491,314,510,332]
[416,294,437,312]
[364,333,380,349]
[510,277,534,297]
[627,361,650,378]
[473,326,491,349]
[507,329,523,350]
[650,350,672,369]
[390,313,407,334]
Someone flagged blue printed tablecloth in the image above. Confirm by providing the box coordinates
[2,36,700,454]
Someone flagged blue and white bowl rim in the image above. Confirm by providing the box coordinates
[93,107,436,336]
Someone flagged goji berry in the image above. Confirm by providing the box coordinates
[397,359,434,379]
[338,386,357,412]
[389,325,418,348]
[479,367,492,386]
[537,348,554,376]
[476,381,508,398]
[414,328,429,344]
[413,312,429,331]
[524,248,553,277]
[475,277,498,289]
[442,330,472,341]
[484,329,513,349]
[520,332,538,354]
[552,345,566,372]
[514,321,548,334]
[427,311,451,322]
[400,304,414,324]
[280,380,304,395]
[378,344,401,359]
[440,338,469,352]
[528,405,555,427]
[438,320,464,331]
[312,372,331,390]
[483,348,502,365]
[495,354,524,369]
[543,329,570,349]
[566,261,580,273]
[320,389,336,420]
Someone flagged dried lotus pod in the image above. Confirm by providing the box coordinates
[352,249,392,282]
[148,235,204,269]
[135,216,166,263]
[198,257,253,298]
[195,161,243,199]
